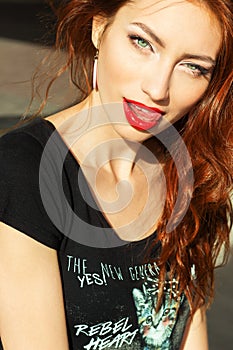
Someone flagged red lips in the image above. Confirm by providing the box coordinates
[123,98,165,131]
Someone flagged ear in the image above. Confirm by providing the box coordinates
[92,15,108,49]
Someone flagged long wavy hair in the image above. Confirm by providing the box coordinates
[41,0,233,314]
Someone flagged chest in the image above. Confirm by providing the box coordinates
[79,162,166,241]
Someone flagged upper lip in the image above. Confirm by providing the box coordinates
[123,98,165,115]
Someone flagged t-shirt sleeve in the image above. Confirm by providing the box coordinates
[0,131,64,249]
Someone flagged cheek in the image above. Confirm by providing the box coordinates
[97,36,137,93]
[98,54,132,89]
[171,78,209,115]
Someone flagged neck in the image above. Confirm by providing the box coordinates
[56,91,162,181]
[76,123,142,181]
[59,92,142,179]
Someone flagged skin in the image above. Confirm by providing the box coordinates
[0,0,222,349]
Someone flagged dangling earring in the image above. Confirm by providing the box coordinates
[93,49,99,91]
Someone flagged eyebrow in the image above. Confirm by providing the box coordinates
[180,54,216,66]
[131,22,166,48]
[130,22,216,66]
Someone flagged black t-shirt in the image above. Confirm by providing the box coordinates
[0,118,189,349]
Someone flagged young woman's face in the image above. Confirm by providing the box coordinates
[93,0,222,141]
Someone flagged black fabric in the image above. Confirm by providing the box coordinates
[0,118,189,349]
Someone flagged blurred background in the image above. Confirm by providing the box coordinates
[0,0,77,128]
[0,1,233,348]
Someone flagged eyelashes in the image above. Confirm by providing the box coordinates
[128,33,212,78]
[128,34,153,52]
[180,63,211,77]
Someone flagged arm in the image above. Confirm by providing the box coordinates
[0,222,69,350]
[180,306,208,350]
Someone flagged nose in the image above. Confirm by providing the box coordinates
[141,61,172,103]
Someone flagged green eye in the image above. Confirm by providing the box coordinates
[184,63,210,76]
[187,64,198,71]
[137,38,149,48]
[129,34,153,52]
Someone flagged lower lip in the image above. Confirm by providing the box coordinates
[123,98,163,131]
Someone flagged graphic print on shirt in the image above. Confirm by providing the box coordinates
[65,254,183,349]
[132,277,184,350]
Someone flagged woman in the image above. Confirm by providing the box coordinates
[0,0,232,349]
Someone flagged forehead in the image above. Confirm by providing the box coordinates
[123,0,216,17]
[112,0,222,56]
[117,0,220,28]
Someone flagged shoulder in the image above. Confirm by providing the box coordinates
[0,117,55,155]
[0,118,65,249]
[0,117,60,177]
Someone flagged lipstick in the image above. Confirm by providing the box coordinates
[123,97,164,131]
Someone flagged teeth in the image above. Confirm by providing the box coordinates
[134,105,146,112]
[129,103,159,121]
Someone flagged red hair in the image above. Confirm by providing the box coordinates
[37,0,233,314]
[155,0,233,313]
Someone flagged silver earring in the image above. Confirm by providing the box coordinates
[93,50,99,91]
